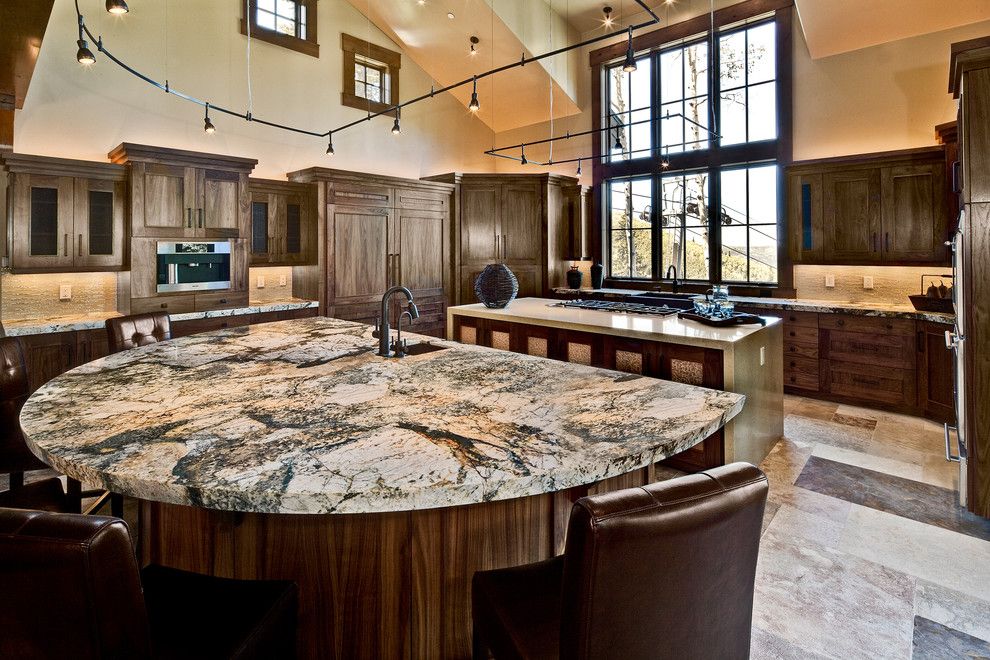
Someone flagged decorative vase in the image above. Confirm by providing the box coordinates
[590,263,604,290]
[566,264,583,289]
[474,263,519,308]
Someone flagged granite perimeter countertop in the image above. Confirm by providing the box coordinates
[1,299,319,337]
[551,288,954,324]
[450,298,779,349]
[20,317,744,515]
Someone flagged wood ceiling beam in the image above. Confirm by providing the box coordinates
[0,0,56,111]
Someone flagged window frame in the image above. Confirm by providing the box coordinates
[341,33,402,116]
[240,0,319,58]
[590,0,793,293]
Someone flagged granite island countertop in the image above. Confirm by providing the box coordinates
[450,298,780,349]
[20,316,744,515]
[1,298,319,336]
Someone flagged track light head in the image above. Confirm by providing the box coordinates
[470,36,479,56]
[106,0,129,14]
[326,138,335,156]
[468,77,480,112]
[203,104,216,134]
[76,39,96,65]
[391,117,401,135]
[576,159,582,176]
[613,135,623,151]
[622,28,637,72]
[520,146,528,165]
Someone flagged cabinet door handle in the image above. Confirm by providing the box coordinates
[198,208,204,229]
[187,208,193,228]
[495,235,500,260]
[78,234,82,257]
[64,233,68,256]
[885,232,890,251]
[872,232,878,252]
[503,234,508,258]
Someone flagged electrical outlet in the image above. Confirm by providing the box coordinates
[760,346,766,366]
[279,274,287,287]
[825,274,835,288]
[59,285,72,301]
[257,276,266,289]
[863,276,874,290]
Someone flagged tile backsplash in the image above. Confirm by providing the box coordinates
[248,266,294,302]
[1,272,119,321]
[793,265,952,304]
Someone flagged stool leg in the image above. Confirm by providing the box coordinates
[472,622,488,660]
[111,492,124,518]
[66,477,82,513]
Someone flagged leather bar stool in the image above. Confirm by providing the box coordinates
[105,312,172,354]
[471,462,769,660]
[0,337,71,512]
[0,507,299,659]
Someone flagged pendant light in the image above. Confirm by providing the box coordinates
[520,145,528,165]
[105,0,129,15]
[76,15,95,65]
[391,108,401,135]
[203,104,216,134]
[622,27,637,72]
[576,159,582,176]
[468,76,480,112]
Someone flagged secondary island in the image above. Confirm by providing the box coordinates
[20,316,745,659]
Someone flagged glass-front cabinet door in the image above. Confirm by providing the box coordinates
[9,173,75,271]
[73,178,125,270]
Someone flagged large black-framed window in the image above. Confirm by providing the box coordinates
[597,6,791,288]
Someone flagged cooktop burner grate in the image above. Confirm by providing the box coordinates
[551,300,681,317]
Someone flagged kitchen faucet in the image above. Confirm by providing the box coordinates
[663,265,680,294]
[376,286,419,357]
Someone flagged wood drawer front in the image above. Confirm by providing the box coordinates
[195,291,249,311]
[785,370,820,391]
[783,325,819,343]
[826,330,915,369]
[784,356,820,391]
[131,295,196,315]
[781,310,819,327]
[819,314,914,336]
[827,360,916,407]
[785,340,819,359]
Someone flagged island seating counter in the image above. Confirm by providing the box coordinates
[20,317,744,659]
[448,297,784,471]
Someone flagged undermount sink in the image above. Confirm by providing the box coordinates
[636,292,700,300]
[403,342,450,356]
[634,294,697,310]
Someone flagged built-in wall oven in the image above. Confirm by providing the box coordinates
[156,241,231,293]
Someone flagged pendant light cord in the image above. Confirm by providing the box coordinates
[245,0,253,117]
[547,0,554,165]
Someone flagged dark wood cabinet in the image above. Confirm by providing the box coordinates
[789,147,949,265]
[288,168,454,337]
[248,178,316,266]
[108,143,257,240]
[917,321,955,423]
[424,172,581,306]
[3,154,127,272]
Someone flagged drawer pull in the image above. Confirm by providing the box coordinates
[837,319,845,326]
[789,315,797,322]
[790,361,796,367]
[160,303,167,309]
[220,298,228,304]
[789,331,796,337]
[789,346,797,352]
[790,376,796,383]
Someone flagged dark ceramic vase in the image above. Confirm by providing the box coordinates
[566,265,583,289]
[590,263,604,289]
[474,263,519,308]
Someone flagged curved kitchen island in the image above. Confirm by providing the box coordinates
[20,317,744,659]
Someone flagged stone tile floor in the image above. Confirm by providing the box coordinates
[752,395,990,660]
[5,394,989,658]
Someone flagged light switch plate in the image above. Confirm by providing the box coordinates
[257,276,266,289]
[279,275,287,287]
[825,274,835,288]
[863,276,874,290]
[59,285,72,301]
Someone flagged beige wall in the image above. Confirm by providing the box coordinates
[1,272,118,320]
[13,0,495,180]
[793,265,950,305]
[248,266,295,302]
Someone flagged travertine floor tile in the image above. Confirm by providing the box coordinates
[914,580,990,643]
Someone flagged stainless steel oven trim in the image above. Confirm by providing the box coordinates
[157,281,231,293]
[156,241,232,255]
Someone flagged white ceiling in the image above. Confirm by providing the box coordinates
[794,0,990,59]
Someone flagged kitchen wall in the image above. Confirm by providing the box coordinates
[1,272,118,321]
[792,265,951,304]
[12,0,495,180]
[248,266,296,303]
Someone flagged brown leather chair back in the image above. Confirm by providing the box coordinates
[105,312,172,353]
[0,337,46,474]
[0,507,152,659]
[560,462,769,660]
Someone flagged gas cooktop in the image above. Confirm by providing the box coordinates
[550,299,681,317]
